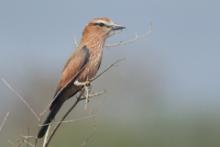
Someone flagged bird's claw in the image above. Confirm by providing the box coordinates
[74,79,92,110]
[74,80,91,87]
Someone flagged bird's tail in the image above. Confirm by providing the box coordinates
[37,102,63,138]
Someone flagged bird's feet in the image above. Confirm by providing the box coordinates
[74,79,91,110]
[74,80,91,87]
[84,85,91,110]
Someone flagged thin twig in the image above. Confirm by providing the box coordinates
[0,112,10,133]
[1,78,40,121]
[21,135,37,147]
[44,92,83,147]
[105,22,153,48]
[43,124,51,147]
[39,114,96,127]
[39,90,104,128]
[23,139,35,147]
[81,90,105,99]
[44,88,105,147]
[55,114,96,124]
[91,58,125,82]
[39,99,54,117]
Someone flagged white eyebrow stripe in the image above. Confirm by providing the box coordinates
[94,20,114,26]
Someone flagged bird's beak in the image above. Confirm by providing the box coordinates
[111,23,126,30]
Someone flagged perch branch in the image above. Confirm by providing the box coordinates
[43,59,119,147]
[43,90,104,147]
[44,92,83,147]
[43,124,51,147]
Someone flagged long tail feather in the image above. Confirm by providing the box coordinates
[37,102,63,138]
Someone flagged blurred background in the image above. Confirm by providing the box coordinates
[0,0,220,146]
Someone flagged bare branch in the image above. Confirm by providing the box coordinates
[1,78,40,122]
[105,22,153,48]
[56,114,96,124]
[90,58,125,82]
[39,114,96,127]
[39,99,54,117]
[80,90,105,101]
[43,124,51,147]
[44,89,103,147]
[0,112,10,133]
[39,90,104,129]
[23,139,35,147]
[44,92,83,147]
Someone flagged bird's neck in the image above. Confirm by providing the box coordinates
[80,33,106,51]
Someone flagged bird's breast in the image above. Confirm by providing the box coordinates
[78,49,103,82]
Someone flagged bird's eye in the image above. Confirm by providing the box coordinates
[96,23,105,27]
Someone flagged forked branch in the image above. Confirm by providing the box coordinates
[42,59,120,147]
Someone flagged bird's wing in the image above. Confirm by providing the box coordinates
[51,46,89,108]
[57,46,89,93]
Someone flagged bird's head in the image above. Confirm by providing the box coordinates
[82,17,125,40]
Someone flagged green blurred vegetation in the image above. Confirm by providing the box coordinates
[38,115,220,147]
[0,61,220,147]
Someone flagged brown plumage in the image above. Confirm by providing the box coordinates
[37,17,125,138]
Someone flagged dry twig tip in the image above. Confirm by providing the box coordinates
[0,112,10,133]
[1,78,40,121]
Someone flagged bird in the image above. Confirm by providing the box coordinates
[37,17,125,138]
